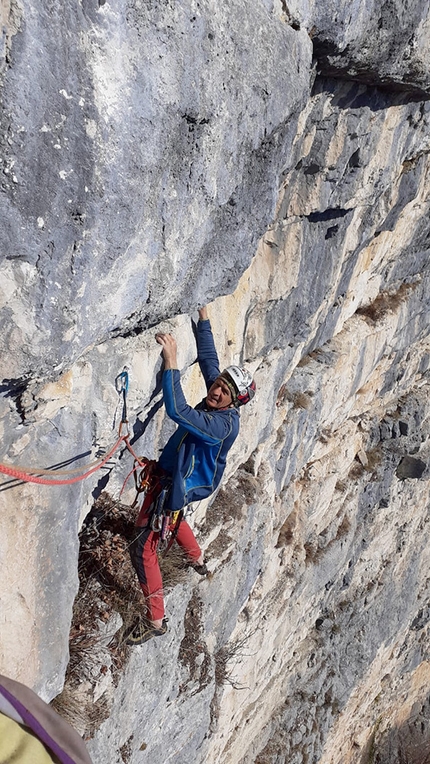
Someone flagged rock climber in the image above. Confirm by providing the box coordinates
[126,306,256,645]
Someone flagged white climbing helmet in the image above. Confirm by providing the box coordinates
[221,366,256,407]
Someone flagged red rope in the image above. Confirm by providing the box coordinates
[119,463,141,499]
[118,439,149,498]
[0,437,125,486]
[0,425,153,491]
[0,452,114,476]
[0,374,155,491]
[122,435,147,466]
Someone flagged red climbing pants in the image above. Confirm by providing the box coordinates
[130,477,202,622]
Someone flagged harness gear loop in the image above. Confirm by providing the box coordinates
[150,484,171,533]
[163,509,184,555]
[133,463,177,554]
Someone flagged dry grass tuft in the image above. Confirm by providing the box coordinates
[214,631,255,689]
[51,684,111,741]
[365,447,384,473]
[356,282,418,323]
[202,467,259,538]
[335,480,348,493]
[205,528,234,563]
[304,538,324,565]
[297,354,313,367]
[348,461,367,480]
[159,544,191,590]
[53,492,192,738]
[67,493,143,680]
[276,385,314,410]
[304,510,352,566]
[348,447,384,482]
[120,734,134,763]
[335,513,351,540]
[291,391,314,410]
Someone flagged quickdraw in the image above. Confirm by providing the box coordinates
[123,457,184,554]
[115,367,129,426]
[0,366,146,488]
[150,484,171,532]
[112,371,184,555]
[118,457,158,505]
[149,480,172,549]
[162,509,184,554]
[0,364,182,559]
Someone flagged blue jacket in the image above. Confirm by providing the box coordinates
[158,319,240,510]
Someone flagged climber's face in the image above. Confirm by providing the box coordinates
[206,377,233,410]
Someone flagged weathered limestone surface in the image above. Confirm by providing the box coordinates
[288,0,430,94]
[0,1,430,763]
[0,0,310,380]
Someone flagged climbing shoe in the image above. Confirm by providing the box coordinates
[191,561,209,576]
[125,617,168,646]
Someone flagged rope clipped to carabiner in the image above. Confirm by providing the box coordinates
[0,365,148,488]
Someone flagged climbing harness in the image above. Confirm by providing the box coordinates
[125,457,183,553]
[149,480,173,551]
[163,509,184,554]
[154,504,183,554]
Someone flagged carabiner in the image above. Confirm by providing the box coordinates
[115,367,129,394]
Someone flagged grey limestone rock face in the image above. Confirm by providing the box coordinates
[291,0,430,95]
[0,0,311,380]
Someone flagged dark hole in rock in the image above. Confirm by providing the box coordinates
[396,455,426,480]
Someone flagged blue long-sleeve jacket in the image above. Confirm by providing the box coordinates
[158,319,240,510]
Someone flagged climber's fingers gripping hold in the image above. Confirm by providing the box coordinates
[155,333,178,369]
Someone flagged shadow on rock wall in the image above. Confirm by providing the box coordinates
[362,693,430,764]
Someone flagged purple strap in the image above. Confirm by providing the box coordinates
[0,685,76,764]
